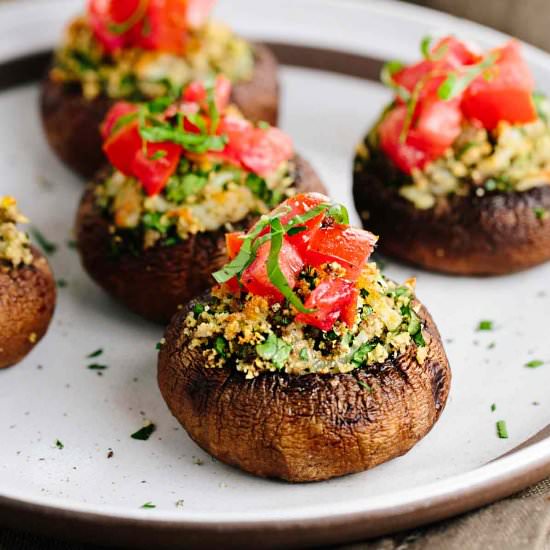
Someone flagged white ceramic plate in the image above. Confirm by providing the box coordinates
[0,0,549,547]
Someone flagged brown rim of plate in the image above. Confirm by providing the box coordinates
[0,43,549,549]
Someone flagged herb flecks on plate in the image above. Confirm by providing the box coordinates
[131,422,156,441]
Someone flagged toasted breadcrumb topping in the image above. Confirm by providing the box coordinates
[96,158,296,250]
[184,263,428,378]
[0,196,32,267]
[52,17,254,101]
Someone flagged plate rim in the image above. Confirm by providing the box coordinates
[1,0,549,546]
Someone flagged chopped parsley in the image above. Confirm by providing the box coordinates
[56,279,68,288]
[477,320,493,331]
[351,341,377,366]
[491,403,496,412]
[86,348,103,358]
[30,227,57,255]
[55,439,64,450]
[525,359,544,368]
[533,207,549,220]
[256,333,291,370]
[496,420,509,439]
[141,502,156,509]
[214,336,228,358]
[299,348,309,361]
[87,363,108,370]
[131,422,156,441]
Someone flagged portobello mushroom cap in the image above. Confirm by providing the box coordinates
[75,156,326,324]
[0,248,56,369]
[353,146,550,276]
[158,292,451,482]
[40,44,280,179]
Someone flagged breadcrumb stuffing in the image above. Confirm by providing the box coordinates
[52,17,254,101]
[184,263,428,377]
[0,196,33,267]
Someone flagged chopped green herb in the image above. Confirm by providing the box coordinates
[131,422,156,441]
[438,52,499,101]
[351,341,377,366]
[108,0,148,34]
[165,173,208,202]
[491,403,496,412]
[525,359,544,368]
[420,35,432,59]
[413,330,426,347]
[140,124,227,154]
[141,502,156,509]
[56,279,68,288]
[380,60,410,102]
[192,303,205,317]
[148,150,167,161]
[155,339,165,351]
[299,348,309,361]
[111,111,139,135]
[533,91,549,121]
[214,336,228,358]
[496,420,509,439]
[142,212,170,234]
[266,218,312,314]
[256,333,291,370]
[30,227,57,255]
[87,349,103,359]
[55,439,64,450]
[533,207,549,220]
[87,363,108,370]
[477,320,493,331]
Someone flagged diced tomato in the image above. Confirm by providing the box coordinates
[276,192,329,250]
[103,120,143,176]
[225,231,244,259]
[304,224,378,279]
[101,102,138,140]
[393,36,478,99]
[127,0,187,53]
[241,240,303,302]
[131,142,181,195]
[238,127,294,177]
[339,286,359,328]
[223,276,241,294]
[186,0,216,29]
[295,278,356,331]
[183,75,232,113]
[216,115,253,166]
[461,41,537,130]
[88,0,127,53]
[432,36,479,67]
[379,100,462,174]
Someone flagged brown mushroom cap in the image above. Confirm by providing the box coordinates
[0,248,56,369]
[40,43,280,179]
[353,145,550,276]
[75,156,326,323]
[158,292,451,482]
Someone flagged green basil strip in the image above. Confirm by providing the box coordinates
[212,218,271,283]
[205,78,221,134]
[108,0,148,35]
[266,218,313,314]
[438,51,499,101]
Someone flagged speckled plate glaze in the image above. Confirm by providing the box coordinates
[0,0,549,548]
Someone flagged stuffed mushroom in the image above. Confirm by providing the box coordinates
[0,197,56,369]
[158,193,451,482]
[76,77,326,323]
[353,36,550,275]
[41,0,279,179]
